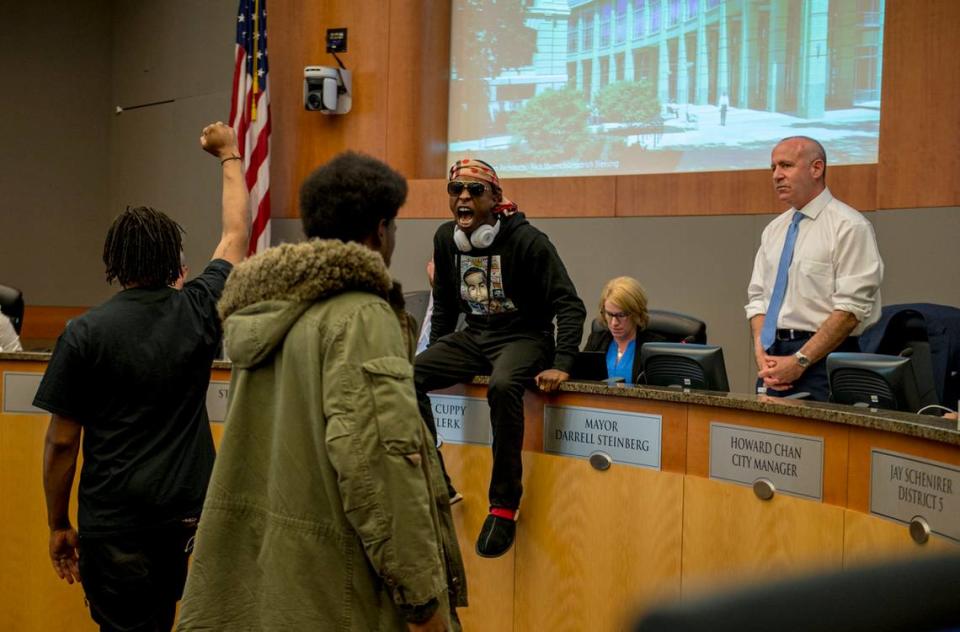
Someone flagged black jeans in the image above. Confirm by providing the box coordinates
[415,327,553,510]
[78,523,196,632]
[758,337,860,402]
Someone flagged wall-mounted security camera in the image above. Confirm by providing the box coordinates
[304,66,352,115]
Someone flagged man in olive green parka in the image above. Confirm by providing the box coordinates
[177,152,466,631]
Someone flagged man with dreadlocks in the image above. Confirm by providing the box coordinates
[415,158,586,558]
[34,121,249,631]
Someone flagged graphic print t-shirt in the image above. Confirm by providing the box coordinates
[459,255,517,315]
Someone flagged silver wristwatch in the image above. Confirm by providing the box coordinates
[794,351,811,368]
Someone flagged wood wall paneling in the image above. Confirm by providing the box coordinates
[515,452,683,631]
[270,1,391,218]
[614,164,877,217]
[401,178,448,218]
[505,176,617,218]
[401,163,878,219]
[877,0,960,210]
[385,2,451,179]
[842,509,958,568]
[0,412,96,631]
[845,427,960,514]
[0,362,95,630]
[681,475,845,598]
[21,306,89,343]
[441,444,514,632]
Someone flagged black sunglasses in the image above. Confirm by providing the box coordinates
[447,181,488,197]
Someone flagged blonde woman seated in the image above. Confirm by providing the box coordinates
[583,277,664,384]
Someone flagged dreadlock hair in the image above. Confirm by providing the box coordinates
[103,206,185,288]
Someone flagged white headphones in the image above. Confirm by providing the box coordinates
[453,220,500,252]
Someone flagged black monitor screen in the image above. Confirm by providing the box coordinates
[827,352,930,414]
[640,343,730,393]
[570,351,608,382]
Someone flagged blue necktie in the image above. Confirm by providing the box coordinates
[760,211,805,351]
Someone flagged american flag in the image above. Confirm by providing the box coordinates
[230,0,271,254]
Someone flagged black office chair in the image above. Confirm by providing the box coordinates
[647,309,707,344]
[0,284,24,335]
[592,309,707,344]
[403,290,432,334]
[861,307,942,407]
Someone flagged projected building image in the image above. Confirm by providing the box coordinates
[447,0,885,178]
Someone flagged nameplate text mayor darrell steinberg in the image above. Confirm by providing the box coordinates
[544,405,662,469]
[552,417,652,452]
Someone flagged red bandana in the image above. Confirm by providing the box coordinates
[448,158,517,216]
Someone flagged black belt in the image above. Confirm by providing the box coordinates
[775,328,814,341]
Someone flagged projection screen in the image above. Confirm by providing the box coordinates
[447,0,885,178]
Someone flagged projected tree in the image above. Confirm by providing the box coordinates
[508,88,590,160]
[452,0,536,78]
[449,0,537,139]
[596,80,662,126]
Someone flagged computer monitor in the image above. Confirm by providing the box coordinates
[640,343,730,393]
[570,351,608,382]
[826,352,934,414]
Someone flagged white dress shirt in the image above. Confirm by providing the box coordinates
[746,187,884,335]
[0,313,22,352]
[415,294,434,355]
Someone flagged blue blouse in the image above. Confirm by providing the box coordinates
[605,339,635,384]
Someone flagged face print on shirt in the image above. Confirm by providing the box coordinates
[460,255,516,315]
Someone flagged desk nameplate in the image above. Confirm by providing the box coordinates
[544,405,661,469]
[2,372,231,422]
[427,394,492,446]
[3,371,45,414]
[870,449,960,543]
[710,422,824,501]
[206,381,230,423]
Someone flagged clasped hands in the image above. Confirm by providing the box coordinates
[757,352,806,391]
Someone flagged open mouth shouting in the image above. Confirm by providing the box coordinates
[456,206,476,231]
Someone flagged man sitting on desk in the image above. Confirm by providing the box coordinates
[414,158,586,558]
[746,136,883,402]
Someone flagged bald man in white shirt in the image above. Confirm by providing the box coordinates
[746,136,883,401]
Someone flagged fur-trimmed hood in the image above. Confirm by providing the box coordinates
[219,239,392,368]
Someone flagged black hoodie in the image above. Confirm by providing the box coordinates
[430,211,586,373]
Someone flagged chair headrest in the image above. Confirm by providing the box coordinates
[647,309,707,344]
[591,309,706,344]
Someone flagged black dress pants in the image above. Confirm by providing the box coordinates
[78,523,196,632]
[415,327,554,510]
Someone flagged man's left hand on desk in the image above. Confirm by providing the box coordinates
[535,369,569,393]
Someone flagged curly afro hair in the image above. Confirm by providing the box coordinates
[299,151,407,243]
